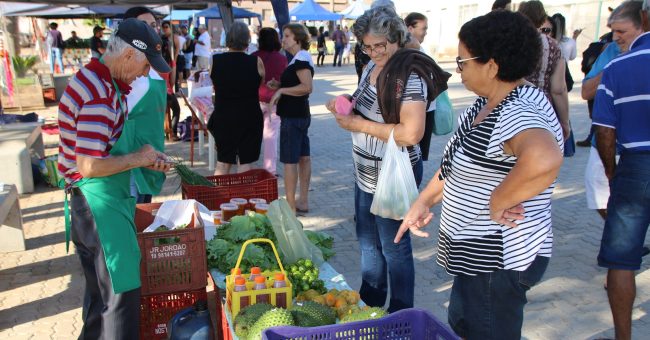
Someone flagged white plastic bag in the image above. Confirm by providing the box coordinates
[267,198,325,266]
[370,129,419,220]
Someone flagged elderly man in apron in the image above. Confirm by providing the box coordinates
[57,18,171,339]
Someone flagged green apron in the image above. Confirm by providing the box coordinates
[130,75,167,195]
[65,81,141,294]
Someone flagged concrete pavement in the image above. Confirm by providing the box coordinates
[1,61,649,339]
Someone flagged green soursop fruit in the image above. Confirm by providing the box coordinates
[340,307,388,323]
[292,301,336,326]
[246,308,295,340]
[233,303,274,338]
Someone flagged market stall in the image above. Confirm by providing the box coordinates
[163,169,459,339]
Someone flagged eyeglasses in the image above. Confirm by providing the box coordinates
[456,56,481,71]
[361,42,388,55]
[540,27,552,35]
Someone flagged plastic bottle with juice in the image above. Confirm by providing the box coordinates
[272,273,288,308]
[233,277,250,310]
[249,267,262,282]
[254,276,270,304]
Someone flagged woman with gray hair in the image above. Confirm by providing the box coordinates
[326,6,448,312]
[208,21,265,175]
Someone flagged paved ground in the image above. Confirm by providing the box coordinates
[1,60,649,339]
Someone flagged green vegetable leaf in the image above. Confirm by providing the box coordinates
[220,216,259,242]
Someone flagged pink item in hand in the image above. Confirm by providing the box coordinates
[335,95,355,115]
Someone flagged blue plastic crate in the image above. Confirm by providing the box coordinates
[262,308,459,340]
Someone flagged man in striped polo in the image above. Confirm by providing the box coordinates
[593,1,650,339]
[58,18,171,339]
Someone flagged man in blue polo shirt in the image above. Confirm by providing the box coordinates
[593,1,650,339]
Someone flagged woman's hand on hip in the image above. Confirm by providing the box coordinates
[490,203,525,227]
[394,200,433,243]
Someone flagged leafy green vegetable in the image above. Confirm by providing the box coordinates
[305,230,335,261]
[206,213,282,273]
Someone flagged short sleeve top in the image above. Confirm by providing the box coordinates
[437,85,563,276]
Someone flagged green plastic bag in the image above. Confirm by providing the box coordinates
[267,198,325,266]
[434,90,454,135]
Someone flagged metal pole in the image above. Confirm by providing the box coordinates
[594,0,603,41]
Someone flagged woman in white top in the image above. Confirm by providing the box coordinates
[551,13,582,62]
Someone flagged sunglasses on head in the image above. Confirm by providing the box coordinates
[540,27,552,34]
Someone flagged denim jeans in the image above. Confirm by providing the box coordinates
[49,47,64,74]
[448,256,549,340]
[354,158,423,312]
[598,152,650,270]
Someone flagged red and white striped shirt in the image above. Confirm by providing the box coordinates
[57,58,131,186]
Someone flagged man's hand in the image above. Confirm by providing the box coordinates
[137,145,172,172]
[490,203,525,227]
[394,200,433,243]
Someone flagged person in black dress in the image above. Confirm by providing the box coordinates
[316,26,327,66]
[269,23,314,213]
[208,22,265,175]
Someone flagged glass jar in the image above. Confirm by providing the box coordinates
[220,203,238,222]
[230,198,248,215]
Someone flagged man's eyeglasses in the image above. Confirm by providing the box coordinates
[540,27,552,35]
[456,56,481,71]
[361,42,388,55]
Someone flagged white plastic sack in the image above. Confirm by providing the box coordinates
[370,129,419,220]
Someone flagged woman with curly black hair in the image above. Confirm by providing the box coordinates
[396,10,565,339]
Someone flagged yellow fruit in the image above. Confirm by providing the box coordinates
[334,297,347,309]
[312,295,327,306]
[328,288,340,296]
[324,293,336,307]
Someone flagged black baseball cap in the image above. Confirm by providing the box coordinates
[115,18,170,73]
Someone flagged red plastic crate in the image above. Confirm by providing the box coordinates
[135,203,207,296]
[208,272,230,340]
[181,169,278,210]
[140,288,208,340]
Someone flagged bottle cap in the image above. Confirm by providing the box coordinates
[250,267,261,274]
[231,268,241,275]
[254,275,266,284]
[235,277,246,285]
[274,273,285,281]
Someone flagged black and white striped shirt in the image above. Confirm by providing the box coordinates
[437,85,563,276]
[351,61,426,194]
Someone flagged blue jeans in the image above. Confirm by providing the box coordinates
[448,256,549,339]
[49,47,64,74]
[598,152,650,270]
[333,43,344,66]
[354,159,423,312]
